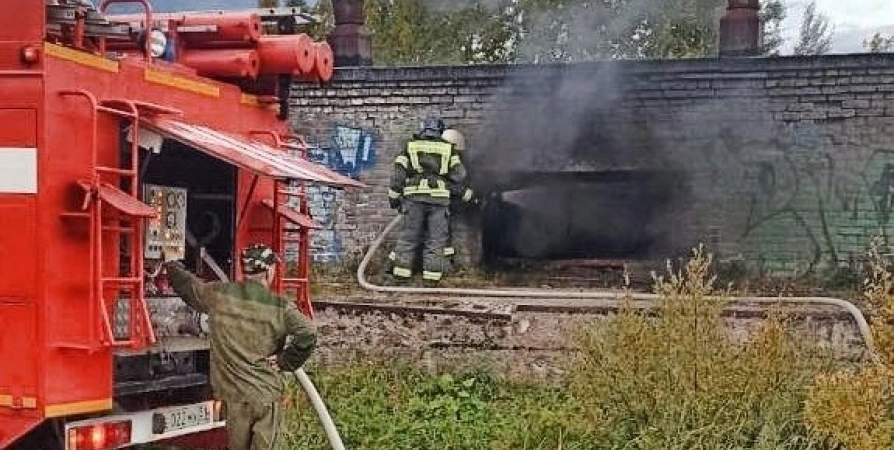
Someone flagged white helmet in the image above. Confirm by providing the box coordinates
[442,129,465,151]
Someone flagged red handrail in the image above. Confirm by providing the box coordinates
[99,0,155,63]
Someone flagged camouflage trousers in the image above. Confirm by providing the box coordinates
[392,201,449,283]
[226,400,283,450]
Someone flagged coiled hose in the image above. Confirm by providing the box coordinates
[357,215,878,359]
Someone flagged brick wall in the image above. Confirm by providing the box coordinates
[290,54,894,275]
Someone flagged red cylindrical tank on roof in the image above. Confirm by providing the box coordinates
[312,41,334,82]
[257,34,315,76]
[107,12,262,44]
[178,12,263,44]
[180,48,260,79]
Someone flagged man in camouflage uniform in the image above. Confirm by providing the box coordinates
[163,244,316,450]
[387,116,474,285]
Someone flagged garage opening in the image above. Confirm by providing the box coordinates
[482,170,693,264]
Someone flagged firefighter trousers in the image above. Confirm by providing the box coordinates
[393,200,449,282]
[226,400,283,450]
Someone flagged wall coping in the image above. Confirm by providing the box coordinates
[327,53,894,83]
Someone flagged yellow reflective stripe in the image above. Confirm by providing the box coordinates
[404,187,450,198]
[404,179,449,198]
[423,271,443,281]
[388,189,402,199]
[45,398,112,418]
[407,141,452,175]
[0,394,37,409]
[395,155,409,168]
[444,247,456,256]
[45,42,119,73]
[388,251,396,261]
[462,189,474,202]
[450,155,461,168]
[393,267,412,278]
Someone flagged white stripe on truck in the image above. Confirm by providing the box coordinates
[0,148,37,194]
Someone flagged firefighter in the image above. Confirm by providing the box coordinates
[162,244,316,450]
[388,116,473,285]
[441,128,475,272]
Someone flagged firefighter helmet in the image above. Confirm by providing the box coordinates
[418,116,445,139]
[442,129,465,151]
[241,244,280,275]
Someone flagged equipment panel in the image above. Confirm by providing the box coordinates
[143,184,187,260]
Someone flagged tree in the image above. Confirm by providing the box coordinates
[864,32,894,53]
[793,1,833,56]
[363,0,747,65]
[513,0,727,62]
[760,0,786,56]
[365,0,518,65]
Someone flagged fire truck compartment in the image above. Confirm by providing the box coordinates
[112,137,238,399]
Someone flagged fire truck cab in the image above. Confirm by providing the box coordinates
[0,1,360,449]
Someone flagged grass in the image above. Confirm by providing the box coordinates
[281,363,593,450]
[283,246,857,450]
[162,243,894,449]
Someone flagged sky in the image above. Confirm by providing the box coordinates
[780,0,894,53]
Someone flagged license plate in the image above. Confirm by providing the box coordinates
[157,403,212,434]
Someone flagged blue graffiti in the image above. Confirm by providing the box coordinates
[299,124,378,263]
[314,124,377,177]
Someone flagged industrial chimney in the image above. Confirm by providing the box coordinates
[330,0,372,66]
[719,0,761,57]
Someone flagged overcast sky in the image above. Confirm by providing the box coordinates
[780,0,894,53]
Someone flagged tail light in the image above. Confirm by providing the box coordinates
[67,421,132,450]
[213,399,226,422]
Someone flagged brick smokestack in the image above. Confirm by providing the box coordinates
[329,0,372,66]
[719,0,762,57]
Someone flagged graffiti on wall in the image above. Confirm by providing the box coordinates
[701,123,894,274]
[302,124,377,263]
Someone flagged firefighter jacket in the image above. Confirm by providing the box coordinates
[165,261,317,406]
[388,137,472,206]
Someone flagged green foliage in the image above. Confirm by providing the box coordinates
[288,246,854,450]
[570,246,836,449]
[864,32,894,53]
[281,363,592,450]
[365,0,518,65]
[793,1,833,56]
[363,0,733,65]
[805,238,894,450]
[760,0,786,56]
[515,0,726,61]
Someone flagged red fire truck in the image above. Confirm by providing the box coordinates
[0,1,361,448]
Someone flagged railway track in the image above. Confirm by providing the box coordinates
[309,295,867,379]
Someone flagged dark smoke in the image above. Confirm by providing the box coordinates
[470,61,697,261]
[464,0,728,261]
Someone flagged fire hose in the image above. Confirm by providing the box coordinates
[358,215,879,360]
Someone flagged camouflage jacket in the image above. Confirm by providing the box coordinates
[164,261,317,405]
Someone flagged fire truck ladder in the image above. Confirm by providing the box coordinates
[251,131,319,319]
[59,90,175,350]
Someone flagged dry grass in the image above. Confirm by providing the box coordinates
[804,238,894,450]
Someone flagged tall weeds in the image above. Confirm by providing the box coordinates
[805,238,894,450]
[284,245,871,450]
[570,246,834,449]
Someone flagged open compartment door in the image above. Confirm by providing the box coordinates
[140,118,364,187]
